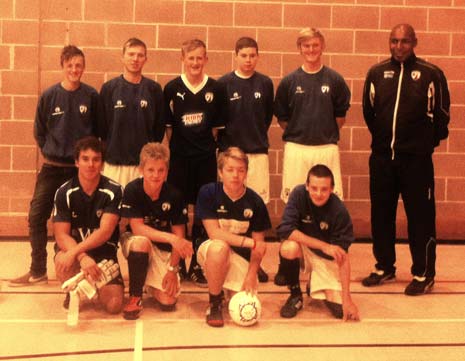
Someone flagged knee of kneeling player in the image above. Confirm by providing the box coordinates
[129,236,152,253]
[156,293,177,312]
[207,239,231,259]
[280,240,300,259]
[104,295,124,314]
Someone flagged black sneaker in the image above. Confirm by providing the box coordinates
[404,276,434,296]
[274,271,287,286]
[324,300,343,319]
[179,259,188,281]
[361,270,395,287]
[206,302,224,327]
[63,293,70,310]
[280,294,303,318]
[258,267,269,283]
[189,265,208,288]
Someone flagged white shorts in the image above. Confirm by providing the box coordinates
[281,142,343,203]
[121,235,181,295]
[246,153,270,204]
[197,239,254,292]
[103,162,140,188]
[301,245,342,303]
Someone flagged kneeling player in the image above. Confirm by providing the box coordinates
[54,136,124,314]
[195,147,271,327]
[277,165,359,321]
[120,143,193,320]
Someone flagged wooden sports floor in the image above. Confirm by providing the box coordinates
[1,241,465,361]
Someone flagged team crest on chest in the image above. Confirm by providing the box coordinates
[243,208,253,219]
[254,92,261,99]
[79,105,87,114]
[319,221,329,231]
[162,202,171,211]
[205,92,214,103]
[411,70,421,81]
[140,99,148,108]
[321,85,330,94]
[52,106,64,116]
[96,209,103,218]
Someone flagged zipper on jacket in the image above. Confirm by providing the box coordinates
[390,63,404,160]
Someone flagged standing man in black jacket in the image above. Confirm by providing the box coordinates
[361,24,450,295]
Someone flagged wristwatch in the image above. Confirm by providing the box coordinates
[167,265,179,273]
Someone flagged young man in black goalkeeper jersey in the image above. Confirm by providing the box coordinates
[10,45,99,287]
[120,143,193,320]
[98,38,165,188]
[217,37,274,283]
[53,137,124,313]
[164,39,226,286]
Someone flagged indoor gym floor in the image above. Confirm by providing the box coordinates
[1,241,465,361]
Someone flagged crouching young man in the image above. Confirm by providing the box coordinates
[54,136,124,314]
[120,143,193,320]
[277,164,359,321]
[195,147,271,327]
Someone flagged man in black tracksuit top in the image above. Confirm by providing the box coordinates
[361,24,450,296]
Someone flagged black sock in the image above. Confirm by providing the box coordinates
[188,223,202,273]
[127,251,149,297]
[209,292,222,305]
[188,249,199,273]
[179,258,187,274]
[277,253,285,274]
[281,257,301,293]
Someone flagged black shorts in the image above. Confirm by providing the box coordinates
[168,152,217,204]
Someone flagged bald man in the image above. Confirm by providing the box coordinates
[361,24,450,296]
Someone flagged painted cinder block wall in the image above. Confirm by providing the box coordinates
[1,0,464,240]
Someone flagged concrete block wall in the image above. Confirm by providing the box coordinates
[1,0,464,239]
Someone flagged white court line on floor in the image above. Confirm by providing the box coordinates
[133,320,143,361]
[3,318,465,324]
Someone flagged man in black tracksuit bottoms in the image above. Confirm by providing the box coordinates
[361,24,450,296]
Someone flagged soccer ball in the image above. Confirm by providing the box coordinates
[228,291,262,326]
